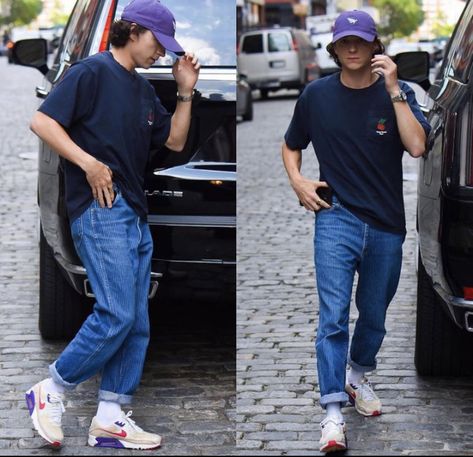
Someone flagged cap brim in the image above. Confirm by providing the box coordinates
[331,30,376,45]
[152,31,185,55]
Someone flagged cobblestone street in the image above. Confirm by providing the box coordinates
[0,57,235,456]
[236,91,473,456]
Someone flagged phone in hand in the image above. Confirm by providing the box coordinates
[316,186,333,206]
[299,186,333,209]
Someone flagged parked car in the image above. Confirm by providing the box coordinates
[11,0,236,340]
[237,27,320,98]
[237,74,253,121]
[310,31,338,76]
[394,0,473,376]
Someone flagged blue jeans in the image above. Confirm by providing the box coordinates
[49,188,153,405]
[314,196,404,408]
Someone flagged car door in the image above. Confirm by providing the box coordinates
[238,32,267,85]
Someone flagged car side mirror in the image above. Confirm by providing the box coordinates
[11,38,49,75]
[393,51,431,91]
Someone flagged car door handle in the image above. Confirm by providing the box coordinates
[35,86,49,99]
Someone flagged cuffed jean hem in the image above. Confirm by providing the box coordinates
[98,389,133,405]
[320,392,349,409]
[49,361,77,391]
[348,355,377,373]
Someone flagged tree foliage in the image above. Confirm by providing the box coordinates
[372,0,424,40]
[0,0,43,27]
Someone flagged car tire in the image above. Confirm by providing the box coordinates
[415,254,473,376]
[260,88,269,99]
[242,92,253,121]
[39,227,91,340]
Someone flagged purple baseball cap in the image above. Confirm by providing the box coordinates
[121,0,185,55]
[331,10,377,44]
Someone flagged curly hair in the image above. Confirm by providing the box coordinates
[326,37,386,67]
[109,20,148,47]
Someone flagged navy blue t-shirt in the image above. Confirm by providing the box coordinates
[284,72,431,234]
[38,51,172,223]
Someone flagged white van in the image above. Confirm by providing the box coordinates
[238,27,320,98]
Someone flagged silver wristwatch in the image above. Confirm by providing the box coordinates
[176,90,195,102]
[391,90,407,103]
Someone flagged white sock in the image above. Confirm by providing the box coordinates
[325,402,343,422]
[347,366,364,386]
[96,401,122,424]
[43,377,65,394]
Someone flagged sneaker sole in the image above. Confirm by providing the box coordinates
[320,439,347,453]
[25,390,62,448]
[88,435,162,450]
[347,392,382,417]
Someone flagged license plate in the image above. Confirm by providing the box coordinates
[270,60,286,69]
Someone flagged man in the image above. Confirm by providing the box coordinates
[282,10,430,453]
[24,0,200,450]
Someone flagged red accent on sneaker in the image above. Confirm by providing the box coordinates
[100,429,127,438]
[321,440,346,452]
[372,410,382,416]
[38,385,46,410]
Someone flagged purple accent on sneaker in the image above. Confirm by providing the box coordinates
[114,421,125,427]
[25,391,35,416]
[94,437,125,448]
[47,393,51,403]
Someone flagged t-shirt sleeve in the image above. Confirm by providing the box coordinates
[151,96,172,149]
[402,81,431,136]
[284,92,310,150]
[38,62,96,128]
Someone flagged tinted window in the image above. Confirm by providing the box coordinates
[268,32,291,52]
[440,1,473,82]
[56,0,100,63]
[242,34,263,54]
[114,0,235,66]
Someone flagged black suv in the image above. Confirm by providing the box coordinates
[412,0,473,376]
[12,0,236,339]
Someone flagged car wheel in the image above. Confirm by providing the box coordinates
[39,226,92,340]
[242,92,253,121]
[260,88,269,99]
[415,253,473,376]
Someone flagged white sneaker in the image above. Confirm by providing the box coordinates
[25,379,65,447]
[346,377,382,417]
[319,417,347,453]
[88,410,162,450]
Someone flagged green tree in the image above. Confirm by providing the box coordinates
[50,0,69,26]
[0,0,43,27]
[372,0,424,40]
[431,11,455,38]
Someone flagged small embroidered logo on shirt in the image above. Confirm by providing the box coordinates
[147,110,154,126]
[376,118,388,135]
[347,17,358,24]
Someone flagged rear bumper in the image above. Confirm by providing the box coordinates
[434,284,473,332]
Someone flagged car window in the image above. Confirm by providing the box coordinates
[55,0,101,64]
[439,0,473,82]
[268,32,291,52]
[242,34,263,54]
[114,0,236,66]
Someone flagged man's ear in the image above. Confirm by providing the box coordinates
[129,22,139,42]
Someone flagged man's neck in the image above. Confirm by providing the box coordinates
[340,66,379,89]
[110,47,136,72]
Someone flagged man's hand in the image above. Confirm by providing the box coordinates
[371,54,400,96]
[83,158,114,208]
[172,52,200,95]
[292,177,331,212]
